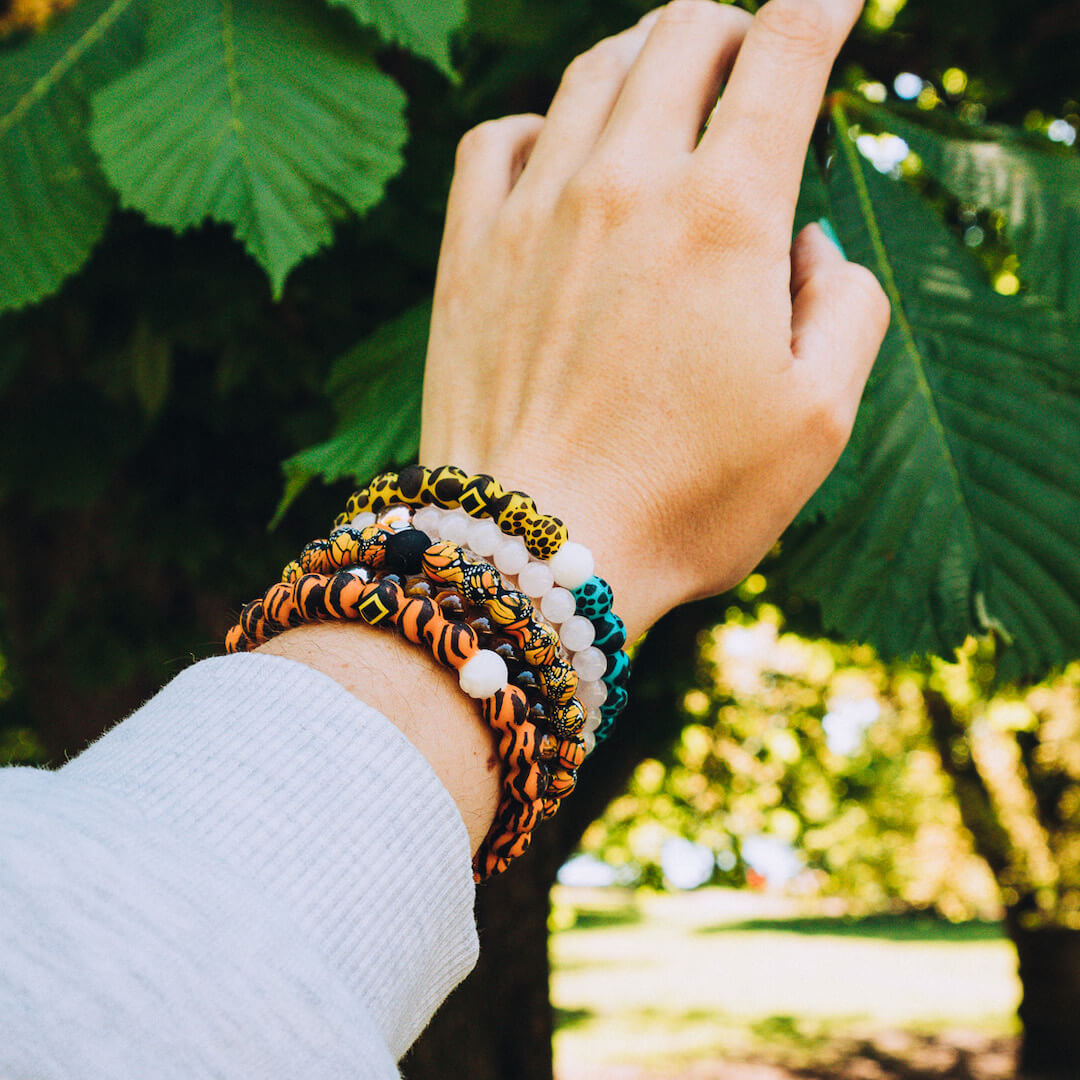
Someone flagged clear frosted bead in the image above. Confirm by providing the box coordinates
[348,566,372,581]
[377,503,411,529]
[540,587,576,624]
[518,561,555,598]
[560,615,596,652]
[572,646,607,682]
[584,708,602,734]
[494,537,530,576]
[583,730,597,756]
[458,650,508,699]
[439,509,472,545]
[548,541,595,590]
[468,517,503,558]
[577,679,608,709]
[411,506,442,536]
[350,511,377,530]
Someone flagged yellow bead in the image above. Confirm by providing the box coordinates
[347,488,372,517]
[459,473,505,518]
[396,464,433,506]
[281,560,302,583]
[524,514,567,560]
[495,491,536,537]
[367,472,400,513]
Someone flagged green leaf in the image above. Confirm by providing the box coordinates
[329,0,465,74]
[89,0,408,297]
[781,100,1080,682]
[855,101,1080,326]
[0,0,143,313]
[274,301,429,524]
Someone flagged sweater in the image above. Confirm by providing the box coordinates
[0,653,479,1078]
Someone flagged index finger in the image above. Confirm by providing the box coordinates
[697,0,863,223]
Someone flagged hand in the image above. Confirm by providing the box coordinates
[420,0,890,641]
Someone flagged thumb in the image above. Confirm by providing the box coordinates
[790,221,891,432]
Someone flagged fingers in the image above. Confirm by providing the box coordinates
[514,12,662,196]
[700,0,864,222]
[790,223,891,436]
[600,0,753,154]
[443,114,545,248]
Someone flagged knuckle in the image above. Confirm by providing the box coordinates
[560,158,643,224]
[455,115,539,167]
[658,0,728,25]
[561,42,626,86]
[754,0,836,59]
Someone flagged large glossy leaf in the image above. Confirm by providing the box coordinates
[274,302,429,523]
[856,100,1080,327]
[782,100,1080,682]
[329,0,465,74]
[89,0,408,296]
[0,0,143,313]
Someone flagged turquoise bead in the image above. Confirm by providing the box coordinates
[600,684,628,723]
[593,611,627,654]
[573,576,613,619]
[604,649,630,688]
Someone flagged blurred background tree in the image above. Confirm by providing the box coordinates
[0,0,1077,1077]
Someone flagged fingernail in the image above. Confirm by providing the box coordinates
[816,217,846,258]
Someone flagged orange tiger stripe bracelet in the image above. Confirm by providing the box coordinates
[226,569,577,879]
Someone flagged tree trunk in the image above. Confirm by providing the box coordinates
[402,601,719,1080]
[1007,914,1080,1079]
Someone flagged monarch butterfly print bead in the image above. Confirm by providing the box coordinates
[546,767,577,800]
[459,473,504,518]
[514,620,559,667]
[491,490,536,537]
[396,464,432,506]
[428,465,468,508]
[550,698,586,738]
[486,584,534,631]
[299,539,334,575]
[557,736,587,771]
[538,657,579,707]
[422,541,469,587]
[328,527,364,568]
[459,561,502,606]
[281,559,303,584]
[348,524,388,569]
[524,514,567,560]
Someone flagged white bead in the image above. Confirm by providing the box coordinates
[578,679,608,709]
[517,561,555,598]
[458,650,508,699]
[350,511,377,530]
[439,509,472,545]
[348,566,372,581]
[548,541,594,590]
[560,614,596,652]
[494,537,530,576]
[540,587,576,624]
[573,646,607,682]
[583,730,597,755]
[377,503,411,529]
[584,708,602,734]
[411,506,441,536]
[468,517,503,558]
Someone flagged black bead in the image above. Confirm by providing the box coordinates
[383,528,432,575]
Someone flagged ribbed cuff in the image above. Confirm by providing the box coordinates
[61,653,478,1058]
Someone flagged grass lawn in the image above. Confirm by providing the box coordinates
[550,887,1020,1078]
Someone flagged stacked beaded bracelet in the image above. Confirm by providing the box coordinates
[336,465,631,741]
[225,522,587,879]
